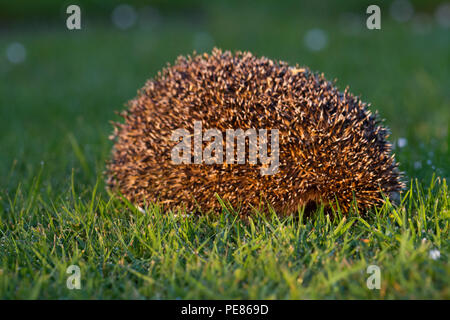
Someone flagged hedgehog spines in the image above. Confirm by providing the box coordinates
[107,48,404,216]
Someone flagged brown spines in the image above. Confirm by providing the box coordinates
[107,48,404,215]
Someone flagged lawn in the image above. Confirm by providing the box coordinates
[0,2,448,299]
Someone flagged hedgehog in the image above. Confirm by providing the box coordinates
[107,48,404,216]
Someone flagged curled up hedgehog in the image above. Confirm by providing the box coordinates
[107,48,404,216]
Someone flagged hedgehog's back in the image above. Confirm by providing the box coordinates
[107,48,403,215]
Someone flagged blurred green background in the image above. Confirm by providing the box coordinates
[0,0,449,194]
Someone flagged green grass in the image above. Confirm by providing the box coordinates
[0,2,449,299]
[0,176,448,299]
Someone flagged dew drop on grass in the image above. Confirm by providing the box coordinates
[429,249,440,260]
[414,161,422,170]
[112,4,137,30]
[397,137,407,148]
[6,42,26,64]
[304,29,328,52]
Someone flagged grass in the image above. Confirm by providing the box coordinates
[0,175,448,299]
[0,2,449,299]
